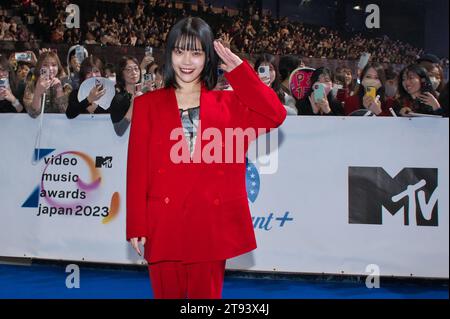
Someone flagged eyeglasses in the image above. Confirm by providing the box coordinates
[124,67,140,73]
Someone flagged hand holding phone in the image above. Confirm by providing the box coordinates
[365,86,377,99]
[143,73,154,83]
[145,46,153,57]
[40,67,49,81]
[313,83,326,102]
[0,78,9,89]
[258,65,270,82]
[0,78,9,100]
[95,79,104,91]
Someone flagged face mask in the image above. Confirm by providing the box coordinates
[429,77,440,91]
[108,76,116,83]
[385,84,397,98]
[361,78,382,90]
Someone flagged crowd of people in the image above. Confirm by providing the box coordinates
[1,0,443,66]
[1,0,449,133]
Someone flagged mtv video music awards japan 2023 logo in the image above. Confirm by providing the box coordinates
[246,158,294,231]
[22,148,120,224]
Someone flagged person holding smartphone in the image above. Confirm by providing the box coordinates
[66,56,107,119]
[109,56,143,136]
[254,54,297,115]
[23,51,69,117]
[0,55,24,113]
[64,45,88,90]
[295,67,344,116]
[343,63,393,116]
[393,64,443,116]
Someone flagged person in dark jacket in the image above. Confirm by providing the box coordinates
[296,67,344,116]
[66,56,107,119]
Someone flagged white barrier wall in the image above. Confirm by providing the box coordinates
[0,114,448,278]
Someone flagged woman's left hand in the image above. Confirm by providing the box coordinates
[419,92,441,111]
[214,40,243,73]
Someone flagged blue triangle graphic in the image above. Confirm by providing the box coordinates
[22,186,41,208]
[34,148,55,162]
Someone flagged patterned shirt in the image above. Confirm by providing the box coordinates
[179,106,200,157]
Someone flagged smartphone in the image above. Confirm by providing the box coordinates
[95,79,104,90]
[0,78,9,89]
[421,80,434,94]
[145,46,153,57]
[135,83,143,92]
[75,46,85,64]
[40,67,49,81]
[144,73,154,83]
[358,52,371,70]
[15,52,32,62]
[313,83,326,102]
[365,86,377,99]
[258,65,270,80]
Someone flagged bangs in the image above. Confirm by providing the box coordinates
[163,17,218,90]
[173,33,203,52]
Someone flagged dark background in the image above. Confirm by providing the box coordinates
[183,0,449,58]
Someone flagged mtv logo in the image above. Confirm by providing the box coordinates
[96,156,113,168]
[349,167,438,226]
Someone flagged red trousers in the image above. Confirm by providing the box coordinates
[148,260,226,299]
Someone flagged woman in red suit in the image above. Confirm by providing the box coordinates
[126,17,287,299]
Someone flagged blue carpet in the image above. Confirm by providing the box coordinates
[0,264,447,299]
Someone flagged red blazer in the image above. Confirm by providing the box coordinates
[126,61,287,264]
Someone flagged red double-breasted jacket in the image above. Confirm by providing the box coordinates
[126,61,287,264]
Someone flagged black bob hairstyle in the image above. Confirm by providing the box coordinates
[163,17,218,90]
